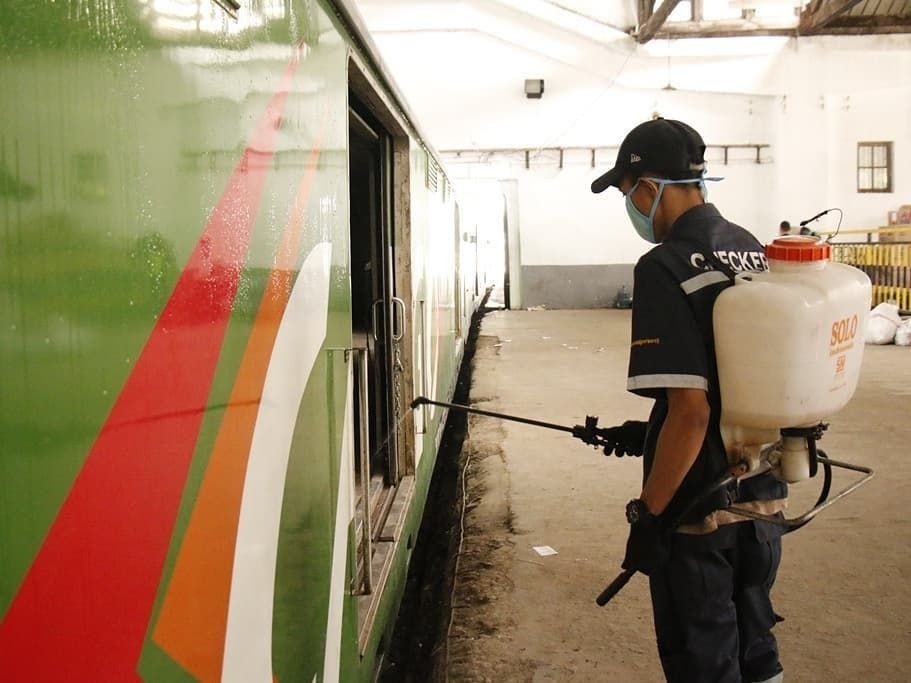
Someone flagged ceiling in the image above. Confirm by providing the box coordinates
[351,0,909,153]
[354,1,911,103]
[488,0,911,40]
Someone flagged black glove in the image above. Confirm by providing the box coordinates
[601,420,647,457]
[621,504,670,576]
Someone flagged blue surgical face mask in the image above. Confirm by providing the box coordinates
[624,179,663,244]
[624,174,723,243]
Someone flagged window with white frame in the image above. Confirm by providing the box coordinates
[857,142,893,193]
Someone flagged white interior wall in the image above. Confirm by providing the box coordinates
[766,38,911,232]
[354,0,911,304]
[451,152,777,266]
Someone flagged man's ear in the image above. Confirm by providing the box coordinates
[636,178,659,198]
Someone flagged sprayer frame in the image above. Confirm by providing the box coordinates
[727,453,873,529]
[724,425,874,529]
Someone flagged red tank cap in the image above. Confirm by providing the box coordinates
[765,236,831,262]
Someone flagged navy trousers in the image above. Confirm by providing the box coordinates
[648,531,783,683]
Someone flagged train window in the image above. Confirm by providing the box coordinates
[415,299,427,436]
[454,203,462,339]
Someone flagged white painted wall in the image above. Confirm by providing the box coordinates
[450,152,777,268]
[353,1,911,300]
[766,38,911,233]
[443,86,780,271]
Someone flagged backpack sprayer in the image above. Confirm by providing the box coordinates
[413,235,879,606]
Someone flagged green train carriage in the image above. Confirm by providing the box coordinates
[0,1,483,680]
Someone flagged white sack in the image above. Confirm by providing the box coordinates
[865,302,901,345]
[895,319,911,347]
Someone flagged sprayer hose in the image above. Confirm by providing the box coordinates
[784,450,833,535]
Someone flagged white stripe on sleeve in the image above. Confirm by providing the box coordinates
[627,374,709,392]
[679,270,729,295]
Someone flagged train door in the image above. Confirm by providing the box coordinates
[349,97,394,573]
[348,93,408,621]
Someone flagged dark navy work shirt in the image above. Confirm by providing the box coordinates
[627,203,787,545]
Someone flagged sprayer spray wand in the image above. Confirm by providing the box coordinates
[411,396,623,450]
[412,396,874,606]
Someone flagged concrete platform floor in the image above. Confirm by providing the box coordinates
[446,309,911,682]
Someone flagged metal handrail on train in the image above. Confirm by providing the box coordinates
[352,346,374,596]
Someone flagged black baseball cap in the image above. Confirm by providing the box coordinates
[590,118,707,193]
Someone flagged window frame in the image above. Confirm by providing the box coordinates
[857,141,893,194]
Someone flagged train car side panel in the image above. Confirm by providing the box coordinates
[0,1,480,680]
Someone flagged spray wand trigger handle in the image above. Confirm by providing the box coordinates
[572,415,602,447]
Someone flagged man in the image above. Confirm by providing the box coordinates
[779,221,791,236]
[591,118,788,683]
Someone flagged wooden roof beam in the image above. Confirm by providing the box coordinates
[798,0,864,34]
[638,0,657,27]
[817,23,911,34]
[636,0,681,43]
[655,22,796,39]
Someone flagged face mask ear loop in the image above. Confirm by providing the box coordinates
[627,179,645,214]
[648,180,667,223]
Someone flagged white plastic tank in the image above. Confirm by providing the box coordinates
[714,236,872,455]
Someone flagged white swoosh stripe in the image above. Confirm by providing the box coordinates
[221,242,332,682]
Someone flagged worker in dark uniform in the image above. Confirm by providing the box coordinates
[591,118,788,683]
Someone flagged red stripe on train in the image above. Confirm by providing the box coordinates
[0,45,305,681]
